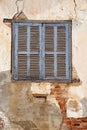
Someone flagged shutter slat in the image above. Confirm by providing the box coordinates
[14,24,18,80]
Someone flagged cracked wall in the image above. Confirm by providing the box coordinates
[0,0,87,130]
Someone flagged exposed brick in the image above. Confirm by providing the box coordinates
[51,88,62,95]
[73,127,83,130]
[51,86,87,130]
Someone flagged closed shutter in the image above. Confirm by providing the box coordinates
[12,21,72,82]
[12,23,40,80]
[44,23,71,81]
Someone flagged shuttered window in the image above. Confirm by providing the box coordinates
[12,21,72,82]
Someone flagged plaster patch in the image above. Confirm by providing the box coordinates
[67,98,83,118]
[31,83,54,95]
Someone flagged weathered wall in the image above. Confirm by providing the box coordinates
[0,82,62,130]
[1,0,87,130]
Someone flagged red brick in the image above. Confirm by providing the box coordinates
[81,118,87,122]
[56,97,65,101]
[55,85,61,88]
[71,120,81,125]
[81,122,87,127]
[72,128,82,130]
[51,87,62,95]
[82,129,87,130]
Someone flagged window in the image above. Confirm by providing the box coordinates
[12,20,72,82]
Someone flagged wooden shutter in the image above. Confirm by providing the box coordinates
[57,23,71,81]
[12,23,40,80]
[12,21,72,82]
[44,23,71,81]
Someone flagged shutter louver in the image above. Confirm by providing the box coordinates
[30,54,39,79]
[17,25,40,80]
[30,26,39,79]
[57,26,66,79]
[45,26,54,78]
[30,26,39,52]
[57,54,66,77]
[18,54,27,79]
[45,26,54,52]
[18,25,27,79]
[18,26,27,51]
[57,26,66,52]
[45,54,54,77]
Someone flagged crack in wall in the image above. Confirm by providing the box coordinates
[16,0,25,12]
[73,0,77,19]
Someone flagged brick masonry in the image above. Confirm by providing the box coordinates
[51,84,87,130]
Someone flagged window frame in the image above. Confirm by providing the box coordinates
[11,20,72,82]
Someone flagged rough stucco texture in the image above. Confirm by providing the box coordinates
[0,82,62,130]
[1,0,87,129]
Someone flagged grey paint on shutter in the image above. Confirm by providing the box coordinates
[43,24,68,27]
[66,24,69,80]
[42,25,45,79]
[45,52,65,54]
[54,26,57,78]
[67,23,72,82]
[18,51,42,55]
[27,26,30,76]
[69,23,72,82]
[14,23,18,80]
[39,24,45,79]
[39,25,42,79]
[18,23,41,26]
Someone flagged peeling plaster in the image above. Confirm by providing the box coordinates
[67,98,83,118]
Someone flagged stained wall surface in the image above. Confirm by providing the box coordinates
[0,0,87,130]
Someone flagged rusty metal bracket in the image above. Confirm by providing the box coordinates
[3,0,25,23]
[3,19,12,23]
